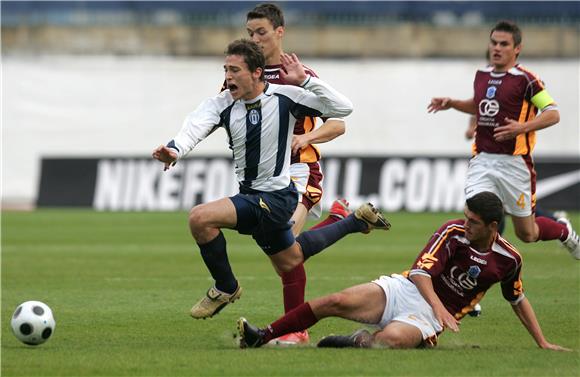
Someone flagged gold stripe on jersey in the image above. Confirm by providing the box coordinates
[514,100,530,155]
[296,116,322,163]
[417,225,464,270]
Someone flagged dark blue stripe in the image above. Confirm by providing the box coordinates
[274,94,292,177]
[242,102,262,186]
[166,140,179,153]
[220,104,235,155]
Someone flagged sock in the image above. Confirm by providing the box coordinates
[198,231,238,294]
[263,302,318,342]
[535,208,556,221]
[281,263,306,313]
[535,216,568,241]
[297,214,366,261]
[309,214,342,230]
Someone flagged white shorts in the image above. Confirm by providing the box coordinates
[290,162,322,219]
[465,152,535,217]
[372,274,443,343]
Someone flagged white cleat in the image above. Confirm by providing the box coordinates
[557,218,580,260]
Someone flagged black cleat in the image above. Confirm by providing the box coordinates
[237,317,266,348]
[317,329,373,348]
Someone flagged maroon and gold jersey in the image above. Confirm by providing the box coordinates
[406,219,524,319]
[220,64,323,164]
[472,64,554,156]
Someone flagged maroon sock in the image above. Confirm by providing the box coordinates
[536,216,568,241]
[281,263,306,313]
[309,215,341,230]
[264,303,319,342]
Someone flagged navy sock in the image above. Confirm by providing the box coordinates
[297,214,366,261]
[198,231,238,294]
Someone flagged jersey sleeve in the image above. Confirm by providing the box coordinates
[291,76,353,118]
[408,220,461,279]
[500,259,525,304]
[168,95,225,159]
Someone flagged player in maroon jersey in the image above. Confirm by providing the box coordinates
[236,192,570,351]
[241,3,352,345]
[428,20,579,260]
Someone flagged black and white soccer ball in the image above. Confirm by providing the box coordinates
[10,301,56,346]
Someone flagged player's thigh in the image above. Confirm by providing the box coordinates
[495,156,534,217]
[374,321,423,349]
[465,155,498,199]
[290,202,309,236]
[310,283,386,324]
[189,197,237,229]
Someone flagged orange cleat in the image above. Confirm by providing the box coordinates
[267,330,310,346]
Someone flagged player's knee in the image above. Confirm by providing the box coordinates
[374,328,415,349]
[188,205,208,233]
[320,292,349,315]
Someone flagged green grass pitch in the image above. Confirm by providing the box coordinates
[2,210,579,376]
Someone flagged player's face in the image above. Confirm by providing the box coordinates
[224,54,262,100]
[246,18,284,63]
[463,207,493,245]
[488,31,521,71]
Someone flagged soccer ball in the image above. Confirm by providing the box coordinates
[10,301,56,346]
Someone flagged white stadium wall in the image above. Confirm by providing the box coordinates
[2,56,579,208]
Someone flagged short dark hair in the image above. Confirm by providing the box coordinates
[247,3,285,28]
[225,39,265,80]
[466,191,504,225]
[490,20,522,47]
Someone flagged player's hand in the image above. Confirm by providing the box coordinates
[152,145,178,171]
[427,97,452,113]
[291,134,310,155]
[434,306,460,332]
[494,117,522,142]
[539,342,572,352]
[280,53,308,86]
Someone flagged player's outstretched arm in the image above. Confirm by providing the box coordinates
[428,97,477,115]
[152,145,178,171]
[511,297,571,351]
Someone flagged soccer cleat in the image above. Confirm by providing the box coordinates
[317,329,373,348]
[354,203,391,233]
[237,317,266,348]
[190,285,242,319]
[267,330,310,346]
[557,218,580,260]
[329,198,352,220]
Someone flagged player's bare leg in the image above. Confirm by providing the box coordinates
[372,322,423,349]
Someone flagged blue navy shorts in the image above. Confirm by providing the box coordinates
[230,183,298,255]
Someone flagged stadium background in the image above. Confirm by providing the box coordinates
[2,1,579,212]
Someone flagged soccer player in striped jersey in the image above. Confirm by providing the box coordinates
[244,3,351,345]
[428,20,579,260]
[237,192,570,351]
[152,39,390,321]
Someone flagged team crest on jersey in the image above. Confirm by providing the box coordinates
[486,86,497,99]
[248,109,261,125]
[467,265,481,279]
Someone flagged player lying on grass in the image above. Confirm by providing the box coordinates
[238,191,570,351]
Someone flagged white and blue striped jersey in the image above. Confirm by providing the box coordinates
[168,76,353,192]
